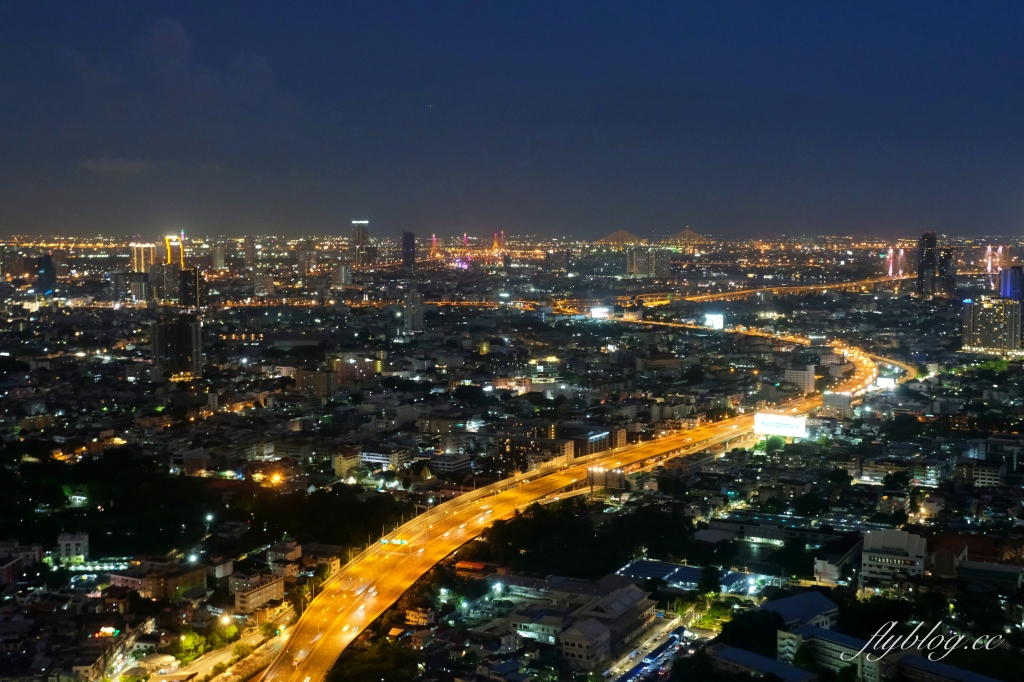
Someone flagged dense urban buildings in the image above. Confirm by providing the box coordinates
[3,6,1024,682]
[0,229,1022,682]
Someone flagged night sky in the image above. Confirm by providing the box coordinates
[2,2,1024,240]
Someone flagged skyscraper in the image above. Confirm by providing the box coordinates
[130,243,157,273]
[545,250,570,272]
[352,220,369,247]
[254,271,275,297]
[625,247,650,278]
[938,247,957,297]
[179,268,205,308]
[296,243,315,274]
[164,234,185,267]
[403,290,424,333]
[916,232,956,298]
[332,263,352,287]
[152,316,203,379]
[212,244,227,270]
[625,247,669,278]
[916,231,937,296]
[402,231,416,270]
[963,297,1021,354]
[1001,266,1024,302]
[652,249,670,278]
[150,263,181,301]
[352,221,372,266]
[242,236,256,268]
[36,254,56,295]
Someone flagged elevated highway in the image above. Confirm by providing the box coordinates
[261,332,885,682]
[552,274,911,311]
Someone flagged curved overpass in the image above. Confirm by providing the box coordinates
[262,338,883,682]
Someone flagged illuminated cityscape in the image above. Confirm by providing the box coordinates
[2,6,1024,682]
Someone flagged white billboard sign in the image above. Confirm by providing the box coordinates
[754,412,807,438]
[590,307,611,319]
[705,313,724,330]
[875,377,896,390]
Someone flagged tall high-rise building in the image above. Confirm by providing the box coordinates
[652,249,670,278]
[36,254,57,295]
[130,243,157,273]
[1001,266,1024,302]
[402,290,424,333]
[332,263,352,287]
[254,271,275,297]
[916,232,955,297]
[916,231,937,296]
[242,236,256,268]
[962,297,1021,354]
[352,221,372,266]
[112,272,151,301]
[212,244,227,270]
[402,232,416,270]
[111,272,130,301]
[626,248,650,278]
[938,247,957,297]
[352,220,369,247]
[152,316,203,379]
[296,244,315,273]
[625,247,669,278]
[179,268,205,308]
[164,234,185,267]
[129,272,151,301]
[545,250,570,272]
[150,263,182,301]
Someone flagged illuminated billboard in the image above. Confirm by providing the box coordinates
[875,377,896,390]
[754,412,807,438]
[705,313,724,330]
[591,307,611,319]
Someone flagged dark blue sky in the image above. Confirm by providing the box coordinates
[2,1,1024,239]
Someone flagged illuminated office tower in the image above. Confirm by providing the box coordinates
[402,290,424,333]
[242,236,256,268]
[164,234,185,267]
[402,231,416,270]
[152,316,203,379]
[352,220,369,247]
[130,243,157,273]
[962,297,1021,354]
[1000,266,1024,302]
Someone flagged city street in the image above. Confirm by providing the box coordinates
[179,609,293,680]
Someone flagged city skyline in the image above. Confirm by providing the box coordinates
[4,6,1024,682]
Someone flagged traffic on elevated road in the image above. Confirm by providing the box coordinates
[261,326,888,682]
